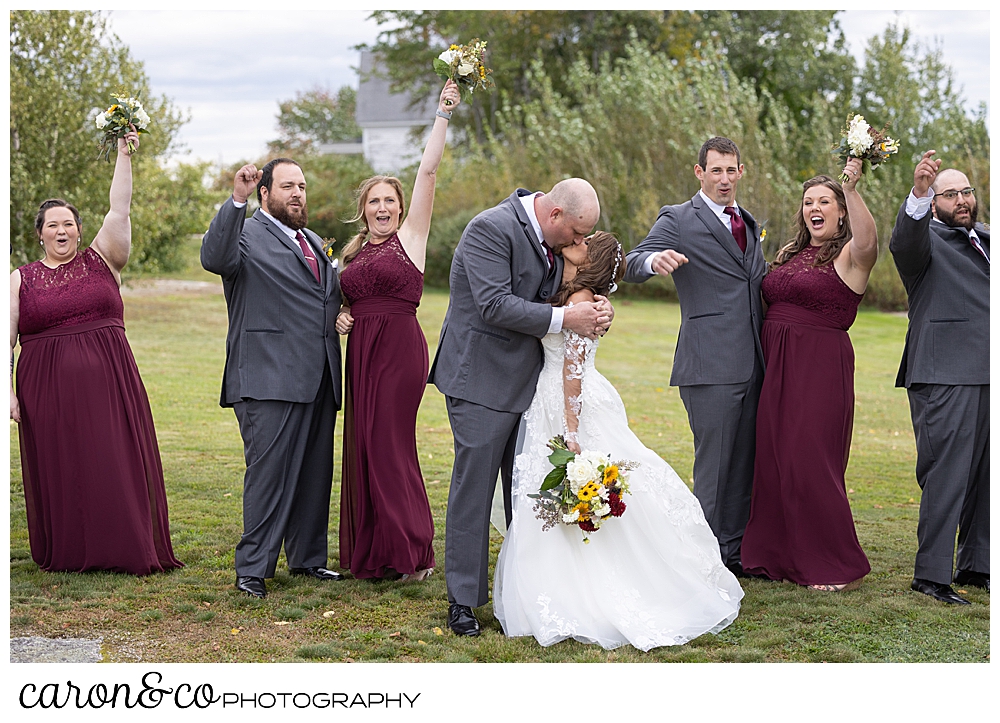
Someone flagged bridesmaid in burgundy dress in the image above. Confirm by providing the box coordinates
[10,128,182,576]
[335,80,460,580]
[742,158,877,591]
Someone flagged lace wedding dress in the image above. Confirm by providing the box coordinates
[493,331,743,650]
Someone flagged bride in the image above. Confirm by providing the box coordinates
[493,232,743,651]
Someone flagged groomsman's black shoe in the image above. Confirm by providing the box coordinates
[448,604,481,637]
[236,576,267,599]
[727,562,771,580]
[290,567,344,581]
[911,578,971,605]
[954,570,990,591]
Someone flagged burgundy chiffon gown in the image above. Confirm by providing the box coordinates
[16,247,183,575]
[338,234,435,578]
[741,244,871,586]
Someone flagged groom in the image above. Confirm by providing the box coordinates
[623,137,766,577]
[429,179,611,636]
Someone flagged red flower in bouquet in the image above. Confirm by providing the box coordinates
[608,492,626,517]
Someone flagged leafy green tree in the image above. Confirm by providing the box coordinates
[10,10,210,272]
[269,86,361,153]
[364,10,668,142]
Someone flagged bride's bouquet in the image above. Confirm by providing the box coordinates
[831,113,899,183]
[95,93,151,161]
[433,39,495,102]
[529,435,635,542]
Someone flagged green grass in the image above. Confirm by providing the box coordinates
[9,250,989,663]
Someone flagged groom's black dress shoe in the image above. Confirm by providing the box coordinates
[911,578,971,605]
[448,604,481,637]
[290,566,344,581]
[954,570,990,591]
[236,576,267,599]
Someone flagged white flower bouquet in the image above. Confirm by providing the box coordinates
[528,436,634,542]
[831,113,899,183]
[95,93,150,161]
[433,39,495,103]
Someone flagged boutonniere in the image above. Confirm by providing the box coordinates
[322,238,337,264]
[760,228,767,244]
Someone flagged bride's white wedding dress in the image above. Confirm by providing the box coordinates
[493,331,743,651]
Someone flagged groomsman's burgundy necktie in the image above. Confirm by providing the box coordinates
[296,231,321,283]
[542,240,555,268]
[723,206,747,253]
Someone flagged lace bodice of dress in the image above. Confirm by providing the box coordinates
[340,234,423,305]
[762,244,863,330]
[17,247,123,336]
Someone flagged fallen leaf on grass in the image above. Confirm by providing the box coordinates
[231,627,244,636]
[432,627,444,636]
[848,489,854,494]
[322,610,336,618]
[428,480,440,485]
[388,631,401,637]
[62,623,70,629]
[342,657,355,663]
[873,504,883,509]
[274,621,291,626]
[203,602,211,607]
[223,493,232,498]
[212,643,220,651]
[417,640,428,645]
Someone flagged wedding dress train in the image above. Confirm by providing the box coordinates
[493,331,743,651]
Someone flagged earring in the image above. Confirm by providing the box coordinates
[838,217,843,226]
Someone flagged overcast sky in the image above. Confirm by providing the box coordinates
[106,8,991,167]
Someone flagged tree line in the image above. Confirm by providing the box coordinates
[11,10,989,309]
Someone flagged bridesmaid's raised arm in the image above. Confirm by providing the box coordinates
[397,80,461,272]
[91,127,140,283]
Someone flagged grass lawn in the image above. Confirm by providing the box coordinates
[9,238,989,663]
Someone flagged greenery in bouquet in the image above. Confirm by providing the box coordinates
[95,93,150,161]
[529,435,635,542]
[432,39,495,102]
[831,113,899,183]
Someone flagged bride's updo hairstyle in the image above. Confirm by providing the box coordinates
[773,174,853,268]
[550,231,626,307]
[341,175,407,265]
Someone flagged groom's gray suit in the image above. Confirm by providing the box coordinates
[202,199,342,578]
[624,191,765,568]
[429,189,563,608]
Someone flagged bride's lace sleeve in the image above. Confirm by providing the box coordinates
[562,330,590,445]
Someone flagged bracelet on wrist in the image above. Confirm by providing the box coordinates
[435,108,452,120]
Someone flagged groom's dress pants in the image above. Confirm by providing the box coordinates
[233,366,335,578]
[679,359,763,568]
[908,383,990,584]
[444,396,522,608]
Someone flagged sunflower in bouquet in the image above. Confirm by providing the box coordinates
[831,113,899,183]
[95,93,151,161]
[529,435,635,542]
[433,39,495,103]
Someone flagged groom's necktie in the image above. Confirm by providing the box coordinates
[723,206,747,254]
[296,231,321,283]
[541,240,555,268]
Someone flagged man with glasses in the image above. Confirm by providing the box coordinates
[890,150,989,605]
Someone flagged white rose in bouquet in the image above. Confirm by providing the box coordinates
[846,115,874,156]
[437,48,457,64]
[457,62,474,77]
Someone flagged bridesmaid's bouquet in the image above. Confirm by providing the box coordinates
[831,113,899,183]
[529,436,635,542]
[95,93,151,161]
[433,39,495,102]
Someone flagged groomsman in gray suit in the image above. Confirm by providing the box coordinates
[202,159,345,599]
[623,137,766,577]
[891,150,989,605]
[429,179,611,636]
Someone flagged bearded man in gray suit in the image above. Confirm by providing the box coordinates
[429,178,611,636]
[202,158,345,599]
[623,137,766,578]
[891,150,989,605]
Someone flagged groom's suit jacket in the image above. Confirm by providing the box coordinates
[624,192,766,385]
[429,189,563,412]
[201,200,343,408]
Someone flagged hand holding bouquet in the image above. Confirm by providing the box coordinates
[529,435,635,542]
[433,39,495,103]
[832,113,899,183]
[95,94,150,161]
